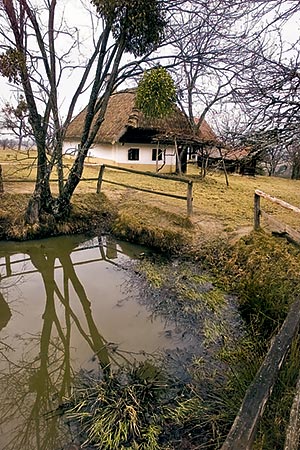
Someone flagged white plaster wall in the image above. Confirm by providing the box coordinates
[88,143,115,161]
[63,141,115,161]
[115,143,176,166]
[63,140,177,169]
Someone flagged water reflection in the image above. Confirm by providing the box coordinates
[0,235,169,450]
[0,291,11,331]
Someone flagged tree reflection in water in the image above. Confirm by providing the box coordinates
[0,290,11,332]
[0,236,127,450]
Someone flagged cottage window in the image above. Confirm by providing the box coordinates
[151,148,163,161]
[128,148,139,161]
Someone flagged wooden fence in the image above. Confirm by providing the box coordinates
[0,163,193,216]
[222,190,300,449]
[221,297,300,450]
[96,164,193,217]
[254,189,300,244]
[0,164,3,193]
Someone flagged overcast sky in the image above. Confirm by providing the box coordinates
[0,1,300,126]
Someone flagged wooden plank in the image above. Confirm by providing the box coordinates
[102,178,187,201]
[255,190,300,214]
[261,211,300,245]
[4,179,36,182]
[284,372,300,450]
[104,164,190,183]
[3,178,99,183]
[221,298,300,450]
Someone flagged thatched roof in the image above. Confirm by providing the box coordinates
[65,89,218,145]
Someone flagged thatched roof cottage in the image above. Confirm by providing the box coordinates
[64,88,218,173]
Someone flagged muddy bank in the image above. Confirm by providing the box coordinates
[0,192,194,257]
[0,193,116,241]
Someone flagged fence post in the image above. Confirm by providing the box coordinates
[254,192,260,230]
[187,180,193,217]
[0,164,3,193]
[96,164,105,194]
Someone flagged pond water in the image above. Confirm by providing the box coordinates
[0,235,192,450]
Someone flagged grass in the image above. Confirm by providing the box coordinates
[194,231,300,449]
[200,231,300,339]
[2,149,300,246]
[97,164,300,239]
[0,192,116,240]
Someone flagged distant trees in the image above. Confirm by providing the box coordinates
[1,95,31,152]
[229,1,300,177]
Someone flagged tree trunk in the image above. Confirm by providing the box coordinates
[219,147,230,187]
[292,156,300,180]
[25,139,53,224]
[174,137,182,175]
[54,141,64,196]
[180,145,188,174]
[51,150,85,218]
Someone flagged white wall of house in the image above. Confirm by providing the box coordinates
[63,140,177,172]
[113,143,176,167]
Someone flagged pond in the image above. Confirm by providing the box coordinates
[0,234,197,450]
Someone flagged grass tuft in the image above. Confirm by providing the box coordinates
[63,361,168,450]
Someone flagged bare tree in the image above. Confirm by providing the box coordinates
[158,0,260,178]
[0,0,168,224]
[170,1,249,130]
[229,1,300,177]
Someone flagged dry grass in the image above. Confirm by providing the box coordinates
[1,149,300,244]
[92,164,300,244]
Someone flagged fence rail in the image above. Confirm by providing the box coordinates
[0,163,193,216]
[96,164,193,217]
[254,189,300,244]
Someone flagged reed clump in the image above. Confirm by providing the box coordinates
[62,361,170,450]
